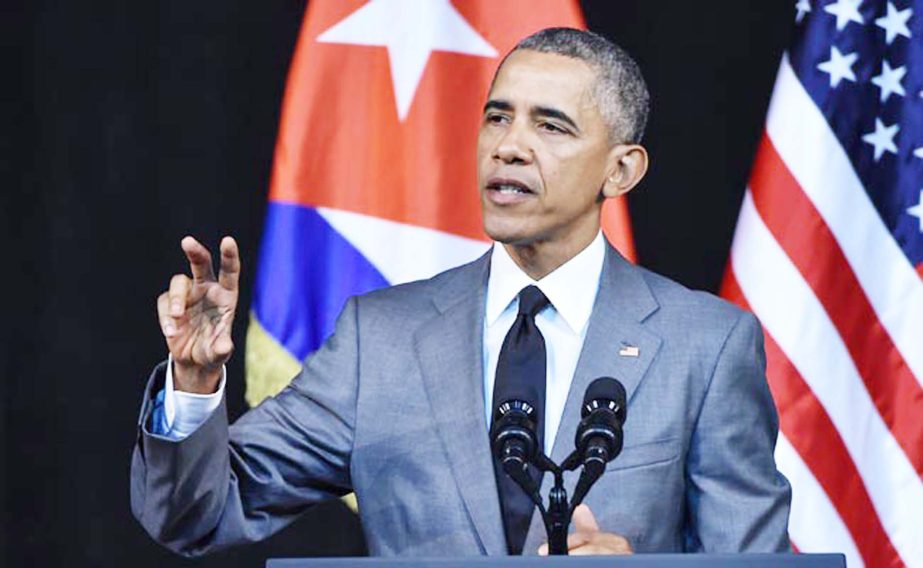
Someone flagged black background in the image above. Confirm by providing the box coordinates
[7,1,793,566]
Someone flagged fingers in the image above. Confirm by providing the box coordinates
[537,504,632,557]
[537,533,604,556]
[157,292,177,337]
[218,236,241,292]
[569,532,632,555]
[181,236,216,284]
[538,504,597,556]
[158,274,191,338]
[572,504,600,533]
[167,274,192,317]
[212,328,234,359]
[209,305,235,359]
[569,530,592,546]
[538,534,629,556]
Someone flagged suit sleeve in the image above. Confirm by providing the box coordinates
[683,311,792,552]
[130,298,360,557]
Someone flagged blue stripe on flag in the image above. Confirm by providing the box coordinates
[252,202,390,360]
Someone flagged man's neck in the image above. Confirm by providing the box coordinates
[503,229,600,280]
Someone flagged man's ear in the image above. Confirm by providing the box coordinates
[602,144,649,199]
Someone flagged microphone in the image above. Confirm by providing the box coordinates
[491,399,539,470]
[490,383,543,506]
[570,377,627,509]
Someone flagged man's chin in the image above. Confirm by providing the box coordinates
[483,222,538,246]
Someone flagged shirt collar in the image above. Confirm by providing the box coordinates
[485,231,606,334]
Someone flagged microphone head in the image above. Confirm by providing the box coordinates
[493,398,536,421]
[490,370,542,464]
[490,398,539,465]
[574,377,627,466]
[581,377,627,425]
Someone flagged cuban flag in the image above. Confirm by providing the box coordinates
[721,1,923,566]
[245,0,636,406]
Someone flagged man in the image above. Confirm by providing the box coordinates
[134,28,791,557]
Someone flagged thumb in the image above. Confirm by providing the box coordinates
[572,504,600,534]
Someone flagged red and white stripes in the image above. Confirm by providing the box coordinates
[722,54,923,568]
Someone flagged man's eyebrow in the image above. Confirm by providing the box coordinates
[533,106,580,133]
[482,100,581,134]
[483,99,513,113]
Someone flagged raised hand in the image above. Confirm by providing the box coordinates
[157,236,240,393]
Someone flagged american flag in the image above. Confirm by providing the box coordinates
[721,1,923,566]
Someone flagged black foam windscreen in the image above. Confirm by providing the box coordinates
[581,377,627,424]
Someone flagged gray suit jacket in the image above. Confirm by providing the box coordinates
[131,245,791,557]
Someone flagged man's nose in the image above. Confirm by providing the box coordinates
[493,123,533,164]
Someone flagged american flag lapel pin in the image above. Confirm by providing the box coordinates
[618,343,640,357]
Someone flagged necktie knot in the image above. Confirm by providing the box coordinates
[517,285,549,319]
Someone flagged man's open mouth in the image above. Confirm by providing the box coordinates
[486,179,535,195]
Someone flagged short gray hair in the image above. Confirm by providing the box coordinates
[509,27,650,144]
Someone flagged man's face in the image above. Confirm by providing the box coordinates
[477,49,614,248]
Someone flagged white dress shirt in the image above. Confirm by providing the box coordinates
[483,231,604,454]
[162,231,606,449]
[160,355,225,439]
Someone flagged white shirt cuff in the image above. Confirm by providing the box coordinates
[164,354,226,439]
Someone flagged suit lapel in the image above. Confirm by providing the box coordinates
[551,246,662,463]
[524,245,663,553]
[413,252,507,556]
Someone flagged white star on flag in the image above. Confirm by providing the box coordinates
[862,118,899,161]
[908,191,923,232]
[316,0,497,121]
[871,61,907,102]
[914,147,923,159]
[817,46,858,88]
[875,2,913,45]
[824,0,865,31]
[796,0,812,23]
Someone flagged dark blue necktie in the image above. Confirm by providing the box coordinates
[491,285,549,555]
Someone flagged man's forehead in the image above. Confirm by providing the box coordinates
[488,50,597,110]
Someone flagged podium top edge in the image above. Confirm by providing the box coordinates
[267,553,846,568]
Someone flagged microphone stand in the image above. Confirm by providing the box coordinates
[527,450,599,555]
[498,378,626,555]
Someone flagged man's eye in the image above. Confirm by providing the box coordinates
[539,122,567,134]
[485,113,508,124]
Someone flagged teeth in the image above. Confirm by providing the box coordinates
[496,184,528,194]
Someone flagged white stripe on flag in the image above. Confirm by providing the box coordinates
[317,207,490,285]
[765,54,923,389]
[730,191,923,566]
[775,432,863,568]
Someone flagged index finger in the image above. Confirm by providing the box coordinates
[218,236,241,292]
[566,531,592,550]
[181,236,216,283]
[572,504,600,533]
